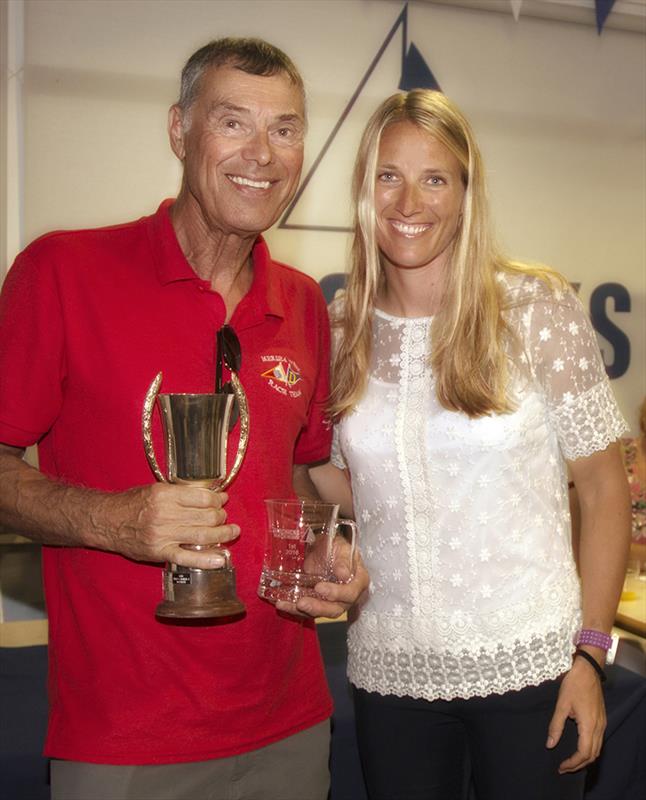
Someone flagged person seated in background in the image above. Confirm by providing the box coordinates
[570,397,645,573]
[621,396,646,564]
[311,88,632,800]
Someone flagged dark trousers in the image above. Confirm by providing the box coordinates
[354,681,586,800]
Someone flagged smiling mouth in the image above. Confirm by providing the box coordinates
[227,175,273,190]
[390,221,432,237]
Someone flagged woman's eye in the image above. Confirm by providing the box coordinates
[427,175,445,185]
[378,172,397,183]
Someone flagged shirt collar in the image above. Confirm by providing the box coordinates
[147,199,285,322]
[239,236,285,325]
[148,199,196,285]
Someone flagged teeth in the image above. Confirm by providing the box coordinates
[229,175,272,189]
[391,221,431,236]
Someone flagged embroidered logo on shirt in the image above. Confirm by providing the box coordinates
[260,356,302,398]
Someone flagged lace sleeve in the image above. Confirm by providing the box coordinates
[328,293,348,470]
[328,293,345,360]
[331,424,347,469]
[516,280,627,461]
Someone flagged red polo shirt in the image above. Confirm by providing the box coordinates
[0,200,333,763]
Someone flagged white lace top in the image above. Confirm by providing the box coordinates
[332,274,627,701]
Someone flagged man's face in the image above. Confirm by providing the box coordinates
[169,65,305,237]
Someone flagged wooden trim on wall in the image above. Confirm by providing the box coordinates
[0,618,48,648]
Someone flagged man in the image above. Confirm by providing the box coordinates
[0,38,367,800]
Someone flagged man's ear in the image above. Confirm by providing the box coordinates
[168,104,186,160]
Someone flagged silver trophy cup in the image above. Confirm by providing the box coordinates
[142,371,249,619]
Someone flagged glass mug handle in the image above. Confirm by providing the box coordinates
[333,518,358,583]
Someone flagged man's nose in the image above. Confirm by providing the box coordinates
[242,129,272,166]
[396,183,422,217]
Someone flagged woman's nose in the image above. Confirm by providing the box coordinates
[395,182,422,217]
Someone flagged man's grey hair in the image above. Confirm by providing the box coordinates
[177,37,306,114]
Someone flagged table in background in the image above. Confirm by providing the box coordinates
[615,577,646,638]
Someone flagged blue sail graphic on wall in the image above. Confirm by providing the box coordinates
[399,42,440,91]
[595,0,617,34]
[279,2,440,232]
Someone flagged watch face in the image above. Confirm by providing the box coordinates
[606,634,619,666]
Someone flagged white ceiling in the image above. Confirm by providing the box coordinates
[409,0,646,33]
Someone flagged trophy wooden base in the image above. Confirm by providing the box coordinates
[156,564,245,619]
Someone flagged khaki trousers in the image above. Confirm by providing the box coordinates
[50,720,330,800]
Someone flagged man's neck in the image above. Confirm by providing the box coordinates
[170,192,256,320]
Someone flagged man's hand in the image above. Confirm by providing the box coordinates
[276,551,370,620]
[101,484,240,568]
[0,442,241,568]
[546,654,606,773]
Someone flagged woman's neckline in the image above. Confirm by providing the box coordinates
[374,306,434,323]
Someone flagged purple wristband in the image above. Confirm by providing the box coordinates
[574,629,612,651]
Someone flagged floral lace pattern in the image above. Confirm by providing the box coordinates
[348,616,579,702]
[332,275,627,700]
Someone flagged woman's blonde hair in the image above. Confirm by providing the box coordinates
[330,89,563,419]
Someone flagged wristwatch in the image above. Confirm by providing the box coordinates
[574,629,619,665]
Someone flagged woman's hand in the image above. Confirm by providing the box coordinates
[546,654,606,773]
[275,550,370,620]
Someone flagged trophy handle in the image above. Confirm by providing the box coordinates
[142,372,167,483]
[220,371,249,491]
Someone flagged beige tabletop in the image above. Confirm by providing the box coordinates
[615,576,646,638]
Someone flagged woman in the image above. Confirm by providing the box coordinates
[311,91,631,800]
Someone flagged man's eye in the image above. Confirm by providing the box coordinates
[274,126,303,143]
[223,119,241,130]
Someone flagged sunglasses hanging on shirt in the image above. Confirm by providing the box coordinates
[216,324,242,429]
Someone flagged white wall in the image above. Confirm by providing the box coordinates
[4,0,646,428]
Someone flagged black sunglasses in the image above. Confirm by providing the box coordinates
[216,325,242,428]
[215,325,241,391]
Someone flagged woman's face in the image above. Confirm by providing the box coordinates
[374,120,466,274]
